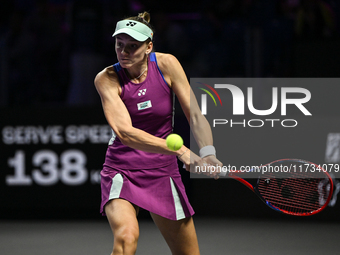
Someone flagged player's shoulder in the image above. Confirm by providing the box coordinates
[154,52,182,76]
[155,52,180,66]
[94,65,119,87]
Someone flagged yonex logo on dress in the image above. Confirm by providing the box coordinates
[138,89,147,96]
[126,21,137,27]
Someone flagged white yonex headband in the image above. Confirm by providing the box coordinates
[112,19,153,42]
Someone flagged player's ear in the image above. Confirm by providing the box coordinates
[146,41,153,55]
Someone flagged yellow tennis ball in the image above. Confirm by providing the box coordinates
[166,134,183,151]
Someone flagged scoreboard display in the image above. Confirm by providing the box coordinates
[0,107,110,219]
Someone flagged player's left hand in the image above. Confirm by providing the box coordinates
[202,155,223,179]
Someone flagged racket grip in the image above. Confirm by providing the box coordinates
[219,170,227,177]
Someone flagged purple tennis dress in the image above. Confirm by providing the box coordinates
[100,52,194,220]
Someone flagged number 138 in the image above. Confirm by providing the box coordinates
[6,150,88,186]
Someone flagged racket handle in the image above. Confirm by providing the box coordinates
[219,170,227,177]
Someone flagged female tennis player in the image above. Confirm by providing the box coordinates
[94,11,222,255]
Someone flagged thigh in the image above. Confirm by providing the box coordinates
[150,213,200,255]
[105,199,140,237]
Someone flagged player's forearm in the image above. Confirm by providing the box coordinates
[190,113,214,149]
[118,126,187,156]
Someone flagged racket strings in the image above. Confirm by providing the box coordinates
[257,170,331,215]
[260,181,317,209]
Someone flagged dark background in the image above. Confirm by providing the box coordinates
[1,0,340,222]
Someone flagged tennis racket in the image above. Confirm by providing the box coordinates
[219,158,334,216]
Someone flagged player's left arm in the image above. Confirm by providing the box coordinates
[156,53,222,171]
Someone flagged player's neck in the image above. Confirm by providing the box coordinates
[126,58,148,82]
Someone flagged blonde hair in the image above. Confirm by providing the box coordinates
[137,11,151,23]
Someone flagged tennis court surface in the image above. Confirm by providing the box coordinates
[1,217,338,255]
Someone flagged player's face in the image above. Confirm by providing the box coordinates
[115,34,151,68]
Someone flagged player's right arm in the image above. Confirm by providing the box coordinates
[94,66,185,156]
[94,66,130,140]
